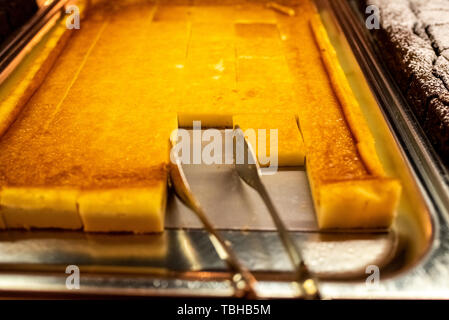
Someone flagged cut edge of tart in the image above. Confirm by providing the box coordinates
[0,187,82,230]
[78,183,168,234]
[232,113,305,167]
[303,9,402,229]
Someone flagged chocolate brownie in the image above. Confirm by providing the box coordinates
[363,0,449,164]
[425,98,449,159]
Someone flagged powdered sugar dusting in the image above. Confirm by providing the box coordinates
[366,0,449,162]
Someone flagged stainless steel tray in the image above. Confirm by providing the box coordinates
[0,0,446,298]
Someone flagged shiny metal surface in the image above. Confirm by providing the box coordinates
[169,154,258,298]
[233,126,320,299]
[0,229,399,297]
[165,131,317,231]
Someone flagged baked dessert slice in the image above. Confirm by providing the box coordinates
[73,109,177,234]
[0,188,81,230]
[78,180,168,234]
[0,2,178,233]
[232,113,305,167]
[0,111,177,233]
[0,83,177,233]
[290,3,401,229]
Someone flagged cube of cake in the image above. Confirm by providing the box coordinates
[233,113,305,167]
[301,11,401,229]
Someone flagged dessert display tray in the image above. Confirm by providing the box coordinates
[0,0,447,299]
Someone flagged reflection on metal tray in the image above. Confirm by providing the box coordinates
[0,230,396,279]
[165,129,318,231]
[0,0,446,299]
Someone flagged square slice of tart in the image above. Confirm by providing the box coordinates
[233,113,305,167]
[0,188,82,230]
[0,111,178,233]
[78,184,168,234]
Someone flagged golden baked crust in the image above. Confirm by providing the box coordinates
[0,20,72,139]
[0,0,400,232]
[0,107,176,232]
[310,14,384,177]
[233,113,305,167]
[291,2,401,229]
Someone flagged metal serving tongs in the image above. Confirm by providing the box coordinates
[233,126,321,300]
[169,154,259,298]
